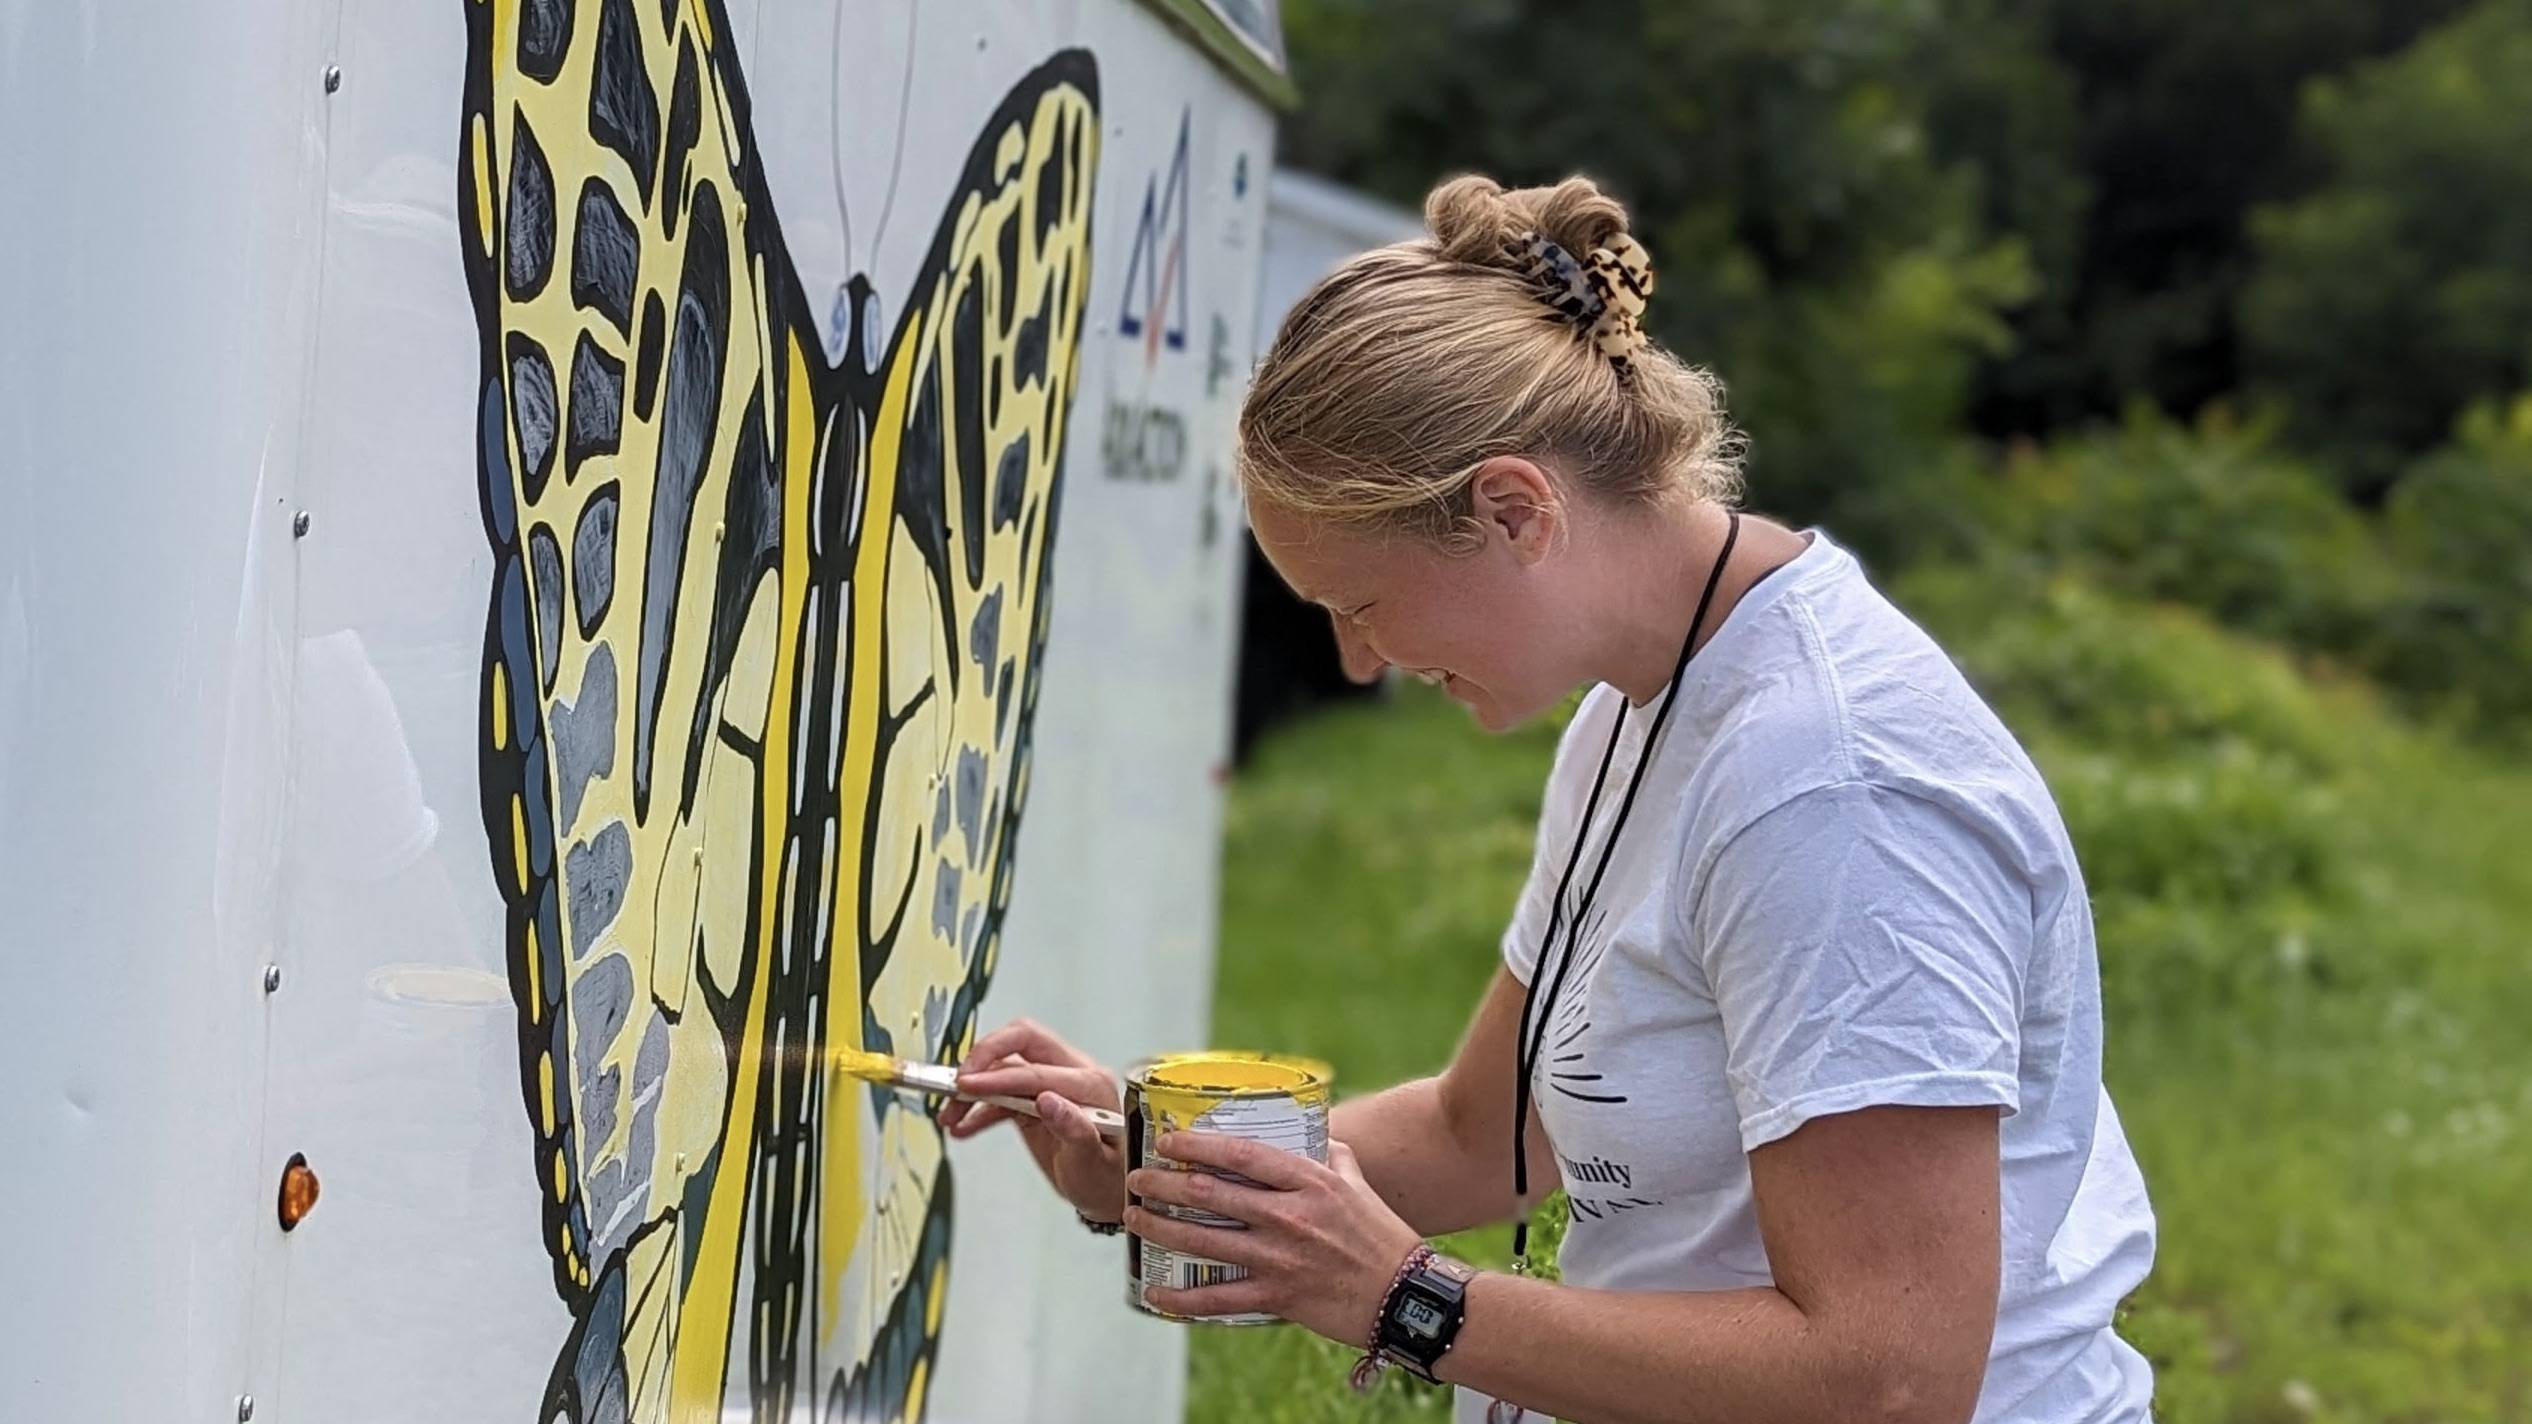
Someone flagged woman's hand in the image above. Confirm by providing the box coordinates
[1127,1132,1425,1345]
[942,1018,1128,1223]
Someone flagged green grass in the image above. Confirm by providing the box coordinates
[1188,575,2532,1423]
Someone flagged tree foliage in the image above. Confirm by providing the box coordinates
[1274,0,2532,732]
[2242,0,2532,495]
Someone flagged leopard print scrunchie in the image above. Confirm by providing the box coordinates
[1511,229,1656,380]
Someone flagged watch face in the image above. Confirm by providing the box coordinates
[1397,1293,1447,1338]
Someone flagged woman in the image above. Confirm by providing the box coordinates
[941,176,2157,1424]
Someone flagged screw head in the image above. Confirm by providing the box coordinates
[292,510,312,538]
[262,964,282,993]
[322,65,342,93]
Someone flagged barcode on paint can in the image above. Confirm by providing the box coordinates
[1179,1260,1247,1291]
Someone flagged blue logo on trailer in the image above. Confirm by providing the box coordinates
[1118,107,1192,367]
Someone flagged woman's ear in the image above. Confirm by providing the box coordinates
[1466,456,1561,564]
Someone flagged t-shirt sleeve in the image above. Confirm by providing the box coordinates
[1689,780,2028,1152]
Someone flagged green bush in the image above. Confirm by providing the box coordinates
[1902,405,2532,739]
[1931,407,2402,659]
[2045,747,2339,913]
[2374,396,2532,731]
[1893,562,2362,775]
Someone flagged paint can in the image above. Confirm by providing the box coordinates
[1123,1051,1333,1325]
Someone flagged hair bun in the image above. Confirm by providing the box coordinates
[1424,174,1633,271]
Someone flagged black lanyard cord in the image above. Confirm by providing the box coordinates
[1506,702,1628,1177]
[1508,510,1740,1272]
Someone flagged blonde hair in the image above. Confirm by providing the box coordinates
[1238,174,1745,553]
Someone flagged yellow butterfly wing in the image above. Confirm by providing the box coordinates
[822,57,1099,1423]
[460,0,1097,1417]
[465,0,799,1412]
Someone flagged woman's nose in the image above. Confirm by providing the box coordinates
[1329,617,1387,684]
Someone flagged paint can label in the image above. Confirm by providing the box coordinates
[1123,1052,1332,1326]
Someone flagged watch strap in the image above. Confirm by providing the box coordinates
[1349,1244,1438,1393]
[1373,1249,1475,1384]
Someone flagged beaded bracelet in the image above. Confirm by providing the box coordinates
[1348,1243,1438,1393]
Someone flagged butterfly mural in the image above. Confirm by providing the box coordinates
[455,0,1097,1417]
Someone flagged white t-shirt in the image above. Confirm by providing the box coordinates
[1456,530,2157,1424]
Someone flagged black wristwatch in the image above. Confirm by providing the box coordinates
[1376,1252,1477,1382]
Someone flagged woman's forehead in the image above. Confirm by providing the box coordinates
[1248,502,1385,595]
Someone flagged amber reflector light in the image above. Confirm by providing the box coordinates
[277,1153,320,1231]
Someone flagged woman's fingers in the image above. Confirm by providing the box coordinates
[942,1089,1113,1146]
[1155,1130,1319,1191]
[1036,1091,1112,1149]
[957,1061,1117,1111]
[943,1101,1020,1138]
[1125,1165,1264,1223]
[1329,1139,1368,1186]
[961,1018,1092,1074]
[1143,1278,1278,1321]
[1123,1205,1266,1269]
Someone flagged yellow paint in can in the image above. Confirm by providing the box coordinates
[1123,1051,1333,1326]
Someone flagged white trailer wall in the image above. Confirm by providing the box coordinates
[0,2,1276,1420]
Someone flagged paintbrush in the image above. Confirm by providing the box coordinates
[833,1047,1128,1138]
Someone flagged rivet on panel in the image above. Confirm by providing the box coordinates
[323,65,342,94]
[292,510,312,538]
[262,964,283,993]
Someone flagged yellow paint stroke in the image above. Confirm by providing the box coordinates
[667,341,813,1421]
[469,111,495,259]
[510,796,529,896]
[829,1046,899,1084]
[538,1051,556,1135]
[903,1357,930,1422]
[523,914,541,1021]
[491,658,509,750]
